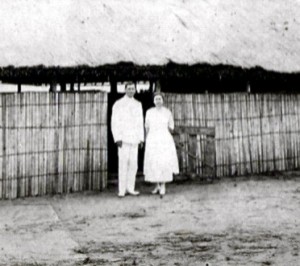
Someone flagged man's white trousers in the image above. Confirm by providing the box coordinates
[118,143,138,195]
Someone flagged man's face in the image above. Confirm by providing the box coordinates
[125,84,136,98]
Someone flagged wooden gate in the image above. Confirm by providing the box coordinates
[173,126,216,179]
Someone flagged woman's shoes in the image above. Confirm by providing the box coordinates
[151,185,160,194]
[159,184,166,197]
[152,183,166,198]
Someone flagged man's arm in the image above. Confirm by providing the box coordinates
[137,102,144,144]
[111,102,122,146]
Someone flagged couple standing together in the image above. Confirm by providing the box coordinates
[111,82,179,197]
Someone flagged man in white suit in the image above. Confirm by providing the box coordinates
[111,82,144,197]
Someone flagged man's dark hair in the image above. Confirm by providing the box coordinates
[125,82,136,89]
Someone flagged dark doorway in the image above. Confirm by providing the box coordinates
[107,88,154,179]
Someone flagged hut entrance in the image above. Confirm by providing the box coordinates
[173,126,216,179]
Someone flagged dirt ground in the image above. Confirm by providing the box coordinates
[0,173,300,266]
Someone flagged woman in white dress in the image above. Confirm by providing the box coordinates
[144,93,179,196]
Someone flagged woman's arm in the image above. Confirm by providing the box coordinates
[145,110,150,138]
[168,110,175,134]
[145,126,150,137]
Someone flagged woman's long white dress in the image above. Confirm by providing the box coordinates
[144,107,179,183]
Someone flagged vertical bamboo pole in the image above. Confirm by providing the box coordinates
[223,94,228,176]
[88,93,94,190]
[246,94,253,174]
[32,93,37,196]
[12,94,18,199]
[2,95,7,199]
[69,93,73,192]
[256,94,261,173]
[23,94,27,196]
[251,94,256,173]
[285,94,290,169]
[291,95,296,169]
[86,93,92,190]
[51,92,59,194]
[251,94,258,173]
[47,93,53,194]
[6,95,12,199]
[260,94,266,172]
[18,94,24,197]
[296,94,300,167]
[33,93,39,196]
[30,93,34,196]
[225,93,230,176]
[78,93,82,191]
[6,95,11,199]
[80,93,86,191]
[100,92,106,190]
[65,93,70,193]
[288,95,294,169]
[91,93,97,190]
[295,94,300,168]
[282,94,287,170]
[27,93,32,197]
[267,94,274,171]
[38,93,43,195]
[236,94,242,175]
[62,93,68,193]
[216,94,223,176]
[195,94,200,175]
[211,94,218,177]
[198,95,203,176]
[246,93,252,174]
[269,94,274,171]
[58,93,64,194]
[54,92,60,194]
[227,94,233,176]
[74,93,80,192]
[0,95,3,199]
[94,93,100,190]
[35,93,40,196]
[221,94,226,177]
[29,93,34,196]
[290,95,295,169]
[95,93,100,190]
[272,94,279,171]
[68,93,76,193]
[6,98,10,197]
[245,93,251,174]
[240,94,245,175]
[42,93,48,195]
[278,94,284,170]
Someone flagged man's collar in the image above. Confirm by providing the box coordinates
[124,95,134,100]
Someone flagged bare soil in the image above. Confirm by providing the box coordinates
[0,173,300,266]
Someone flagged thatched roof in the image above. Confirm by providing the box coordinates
[1,0,300,73]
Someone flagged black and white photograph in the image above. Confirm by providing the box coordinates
[0,0,300,265]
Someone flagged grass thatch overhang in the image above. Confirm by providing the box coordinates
[1,63,300,93]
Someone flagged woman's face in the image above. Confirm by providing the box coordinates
[154,95,163,108]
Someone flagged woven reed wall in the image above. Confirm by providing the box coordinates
[0,92,107,199]
[164,93,300,177]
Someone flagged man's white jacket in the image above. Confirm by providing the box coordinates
[111,95,144,144]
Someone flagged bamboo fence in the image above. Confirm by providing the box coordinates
[164,93,300,177]
[0,92,107,200]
